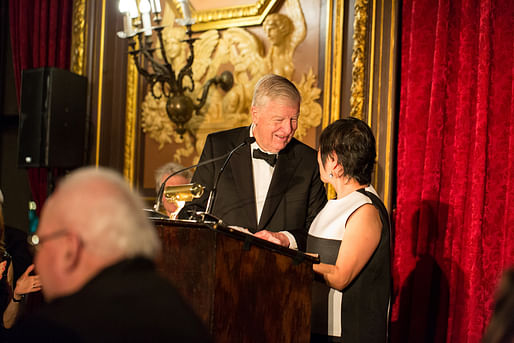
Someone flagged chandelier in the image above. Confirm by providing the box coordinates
[117,0,234,136]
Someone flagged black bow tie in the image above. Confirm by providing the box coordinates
[253,149,277,167]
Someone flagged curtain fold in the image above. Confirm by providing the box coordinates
[393,0,513,342]
[9,0,73,214]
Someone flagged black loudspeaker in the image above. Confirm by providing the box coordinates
[18,67,87,168]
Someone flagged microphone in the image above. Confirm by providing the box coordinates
[205,136,255,215]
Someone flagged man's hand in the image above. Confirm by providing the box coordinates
[254,230,290,247]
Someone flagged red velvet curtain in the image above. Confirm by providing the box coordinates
[392,0,514,342]
[9,0,73,214]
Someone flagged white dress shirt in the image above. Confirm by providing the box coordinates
[250,125,297,249]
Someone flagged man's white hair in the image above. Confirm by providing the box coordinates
[154,162,192,193]
[251,74,301,108]
[54,167,160,259]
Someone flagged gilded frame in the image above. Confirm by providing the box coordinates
[366,0,398,210]
[175,0,281,31]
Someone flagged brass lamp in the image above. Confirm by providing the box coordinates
[164,183,204,203]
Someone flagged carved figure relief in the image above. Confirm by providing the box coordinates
[141,0,322,163]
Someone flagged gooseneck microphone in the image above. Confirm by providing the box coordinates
[205,136,256,215]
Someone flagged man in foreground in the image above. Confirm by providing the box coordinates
[10,167,210,342]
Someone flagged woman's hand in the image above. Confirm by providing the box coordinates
[3,264,40,328]
[14,264,41,298]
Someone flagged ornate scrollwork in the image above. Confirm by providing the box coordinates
[350,0,369,120]
[123,58,139,184]
[71,0,86,75]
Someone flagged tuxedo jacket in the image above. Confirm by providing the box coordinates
[180,126,327,250]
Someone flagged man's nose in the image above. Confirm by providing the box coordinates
[281,120,293,135]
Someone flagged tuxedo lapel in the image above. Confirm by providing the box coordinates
[258,147,297,230]
[228,132,258,229]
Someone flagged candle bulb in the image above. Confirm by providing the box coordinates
[128,0,139,19]
[150,0,161,14]
[177,0,191,21]
[118,0,133,36]
[139,0,153,36]
[153,0,161,14]
[118,0,127,13]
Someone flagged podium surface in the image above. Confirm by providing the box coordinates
[152,219,317,343]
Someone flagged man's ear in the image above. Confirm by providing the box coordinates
[62,233,83,272]
[251,106,258,124]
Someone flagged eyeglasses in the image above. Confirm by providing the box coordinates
[28,229,69,248]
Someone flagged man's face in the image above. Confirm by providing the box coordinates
[161,174,189,216]
[251,97,299,153]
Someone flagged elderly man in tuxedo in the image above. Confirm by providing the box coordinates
[180,74,327,250]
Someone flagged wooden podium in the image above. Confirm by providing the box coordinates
[152,218,318,342]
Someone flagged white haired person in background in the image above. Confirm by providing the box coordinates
[10,167,209,342]
[0,189,41,335]
[154,162,192,218]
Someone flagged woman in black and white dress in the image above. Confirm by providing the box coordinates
[308,118,391,343]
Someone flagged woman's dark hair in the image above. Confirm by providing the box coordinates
[319,117,376,185]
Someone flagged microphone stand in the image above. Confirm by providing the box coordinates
[204,137,255,215]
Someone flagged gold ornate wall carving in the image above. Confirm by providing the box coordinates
[140,0,322,164]
[71,0,86,76]
[322,0,344,128]
[123,55,139,185]
[350,0,369,120]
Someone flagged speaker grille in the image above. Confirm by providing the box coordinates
[18,67,87,168]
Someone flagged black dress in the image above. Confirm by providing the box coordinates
[307,188,391,343]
